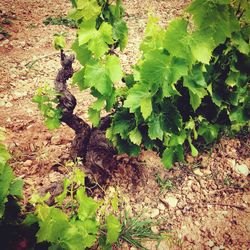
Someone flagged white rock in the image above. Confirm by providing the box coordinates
[151,226,159,234]
[193,168,203,176]
[157,203,165,211]
[23,160,32,167]
[163,195,178,208]
[207,240,215,247]
[234,163,249,177]
[150,208,160,218]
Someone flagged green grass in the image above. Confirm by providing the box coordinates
[119,211,163,250]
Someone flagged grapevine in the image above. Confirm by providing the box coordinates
[35,0,250,169]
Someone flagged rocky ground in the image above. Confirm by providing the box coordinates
[0,0,249,249]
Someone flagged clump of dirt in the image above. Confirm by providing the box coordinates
[0,0,249,249]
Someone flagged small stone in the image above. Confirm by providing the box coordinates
[207,240,215,247]
[23,160,32,167]
[150,208,160,218]
[203,169,212,175]
[193,168,203,176]
[234,163,249,177]
[0,34,5,40]
[151,226,159,234]
[163,195,178,208]
[157,203,165,211]
[212,247,220,250]
[176,210,182,216]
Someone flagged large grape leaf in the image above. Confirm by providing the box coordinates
[140,16,165,52]
[78,18,96,45]
[105,55,123,83]
[148,114,163,140]
[113,19,128,51]
[124,84,152,112]
[164,19,193,65]
[88,22,114,57]
[140,51,188,97]
[129,127,142,145]
[77,188,99,221]
[71,40,92,65]
[68,0,101,21]
[187,0,239,45]
[36,206,69,243]
[84,61,113,96]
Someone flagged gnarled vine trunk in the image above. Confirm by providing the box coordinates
[54,51,117,183]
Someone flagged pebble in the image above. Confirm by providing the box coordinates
[234,163,249,177]
[23,159,33,167]
[207,240,214,247]
[163,195,178,208]
[193,168,203,176]
[151,225,159,234]
[212,246,220,250]
[150,208,160,218]
[157,202,165,211]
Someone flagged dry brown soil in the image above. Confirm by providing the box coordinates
[0,0,250,249]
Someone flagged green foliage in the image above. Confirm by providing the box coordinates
[43,16,78,28]
[70,0,128,126]
[53,34,66,50]
[0,128,23,220]
[107,0,250,167]
[32,84,62,130]
[119,212,163,250]
[25,166,122,249]
[37,0,249,168]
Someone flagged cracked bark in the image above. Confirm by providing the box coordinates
[54,50,117,182]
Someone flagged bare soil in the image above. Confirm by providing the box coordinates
[0,0,249,249]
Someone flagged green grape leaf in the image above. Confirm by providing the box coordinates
[78,18,96,45]
[188,137,198,157]
[148,115,163,140]
[88,22,114,57]
[161,102,183,134]
[129,128,142,145]
[124,84,151,112]
[164,19,193,64]
[140,16,165,52]
[23,214,38,226]
[198,123,219,143]
[232,32,250,55]
[77,187,99,221]
[187,0,239,46]
[162,147,174,169]
[36,206,69,243]
[9,179,23,198]
[0,144,11,165]
[72,68,87,91]
[88,108,101,127]
[140,50,169,87]
[84,61,113,96]
[140,97,152,120]
[169,130,186,146]
[45,117,61,130]
[53,35,66,50]
[69,0,101,21]
[106,55,123,83]
[189,29,215,64]
[71,40,92,65]
[113,19,128,51]
[106,214,121,244]
[0,164,14,203]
